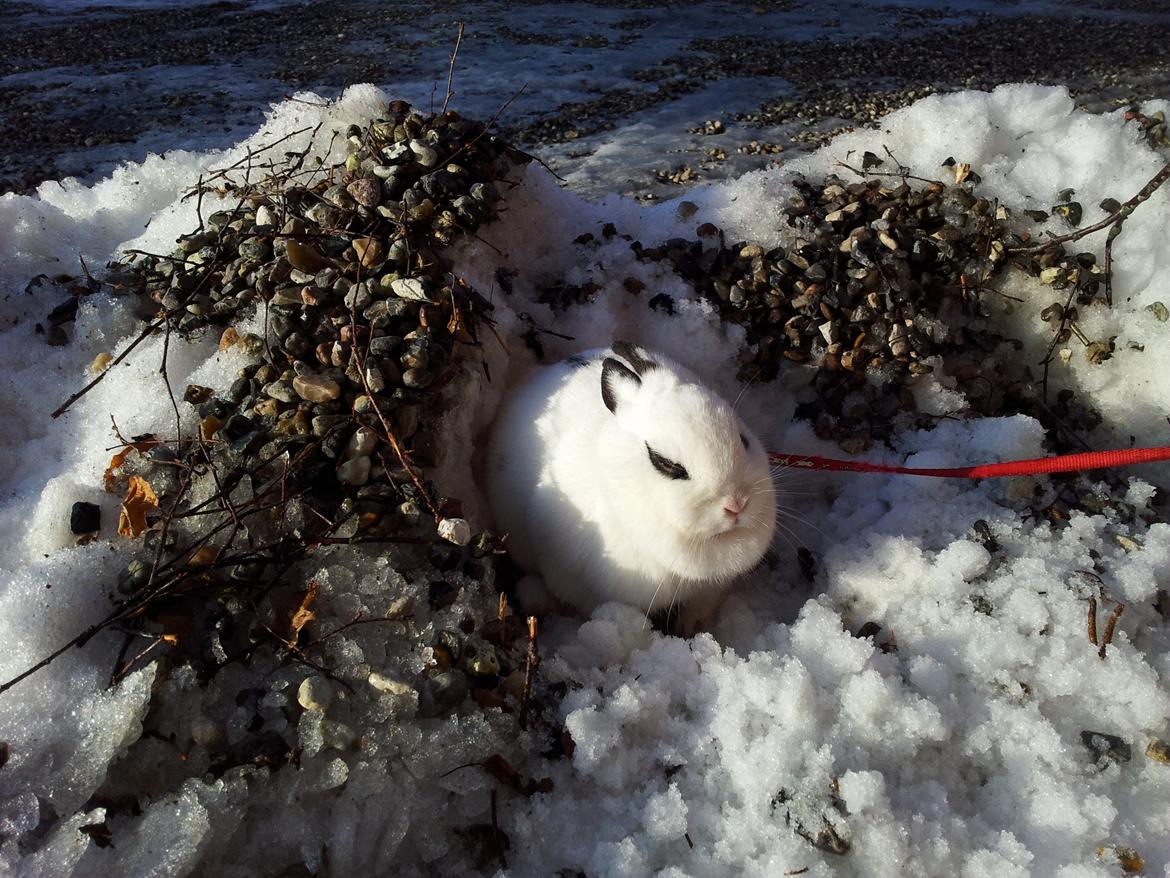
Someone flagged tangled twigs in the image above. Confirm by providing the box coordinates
[350,312,441,526]
[1010,157,1170,254]
[1008,157,1170,255]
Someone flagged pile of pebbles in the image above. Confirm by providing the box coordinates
[632,156,1115,453]
[90,99,539,731]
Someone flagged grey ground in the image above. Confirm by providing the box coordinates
[2,0,1169,197]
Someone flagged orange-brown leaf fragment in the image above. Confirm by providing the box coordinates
[200,415,224,442]
[287,579,319,645]
[118,475,158,537]
[103,437,160,493]
[188,545,220,566]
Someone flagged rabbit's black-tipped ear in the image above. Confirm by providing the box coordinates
[601,357,640,414]
[611,340,658,376]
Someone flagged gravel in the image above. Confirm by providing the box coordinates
[2,0,1169,196]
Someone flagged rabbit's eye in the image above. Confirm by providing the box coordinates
[740,432,750,450]
[647,444,689,480]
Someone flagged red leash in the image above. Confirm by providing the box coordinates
[768,446,1170,479]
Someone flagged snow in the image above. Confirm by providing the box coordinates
[2,81,1170,876]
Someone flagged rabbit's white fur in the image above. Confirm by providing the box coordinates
[485,341,776,623]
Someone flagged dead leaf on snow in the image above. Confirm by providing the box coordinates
[103,437,160,493]
[117,475,158,537]
[286,579,319,646]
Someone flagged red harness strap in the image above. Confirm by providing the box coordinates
[767,446,1170,479]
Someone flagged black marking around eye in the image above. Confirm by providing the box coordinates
[647,444,689,480]
[566,355,590,369]
[740,432,750,450]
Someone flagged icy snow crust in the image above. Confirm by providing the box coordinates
[2,83,1169,876]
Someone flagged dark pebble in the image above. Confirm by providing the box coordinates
[1081,730,1131,767]
[428,579,459,608]
[417,670,469,718]
[70,501,101,535]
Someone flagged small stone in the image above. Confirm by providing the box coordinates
[346,177,382,209]
[270,287,306,308]
[183,384,213,404]
[353,237,385,268]
[90,352,112,373]
[417,670,468,718]
[409,139,439,167]
[285,241,329,273]
[338,456,372,486]
[70,501,101,535]
[390,277,431,302]
[1146,738,1170,764]
[1146,301,1169,322]
[264,381,297,403]
[312,757,349,791]
[460,640,500,678]
[1081,730,1131,767]
[254,205,277,229]
[386,594,415,619]
[293,375,341,403]
[1114,534,1143,552]
[252,398,280,419]
[274,410,311,436]
[344,281,374,311]
[364,363,386,393]
[321,719,357,751]
[346,426,378,458]
[402,367,432,389]
[312,414,347,437]
[437,517,471,546]
[297,676,334,711]
[368,671,415,697]
[218,327,240,351]
[239,237,270,260]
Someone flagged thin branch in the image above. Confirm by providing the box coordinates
[442,22,466,116]
[1007,157,1170,254]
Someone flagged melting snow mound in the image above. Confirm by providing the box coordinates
[1,82,1169,877]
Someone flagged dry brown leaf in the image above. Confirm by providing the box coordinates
[287,579,319,645]
[117,475,158,537]
[954,162,971,184]
[103,437,160,493]
[188,545,220,566]
[200,415,224,442]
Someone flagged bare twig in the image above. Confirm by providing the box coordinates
[1007,158,1170,255]
[835,159,942,187]
[442,22,466,116]
[1087,595,1099,645]
[445,84,529,169]
[518,616,539,730]
[52,317,164,418]
[1098,603,1124,660]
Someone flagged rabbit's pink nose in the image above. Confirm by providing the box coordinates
[723,495,747,517]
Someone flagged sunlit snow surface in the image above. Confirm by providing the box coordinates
[2,83,1170,877]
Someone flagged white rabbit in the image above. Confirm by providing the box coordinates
[485,340,776,629]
